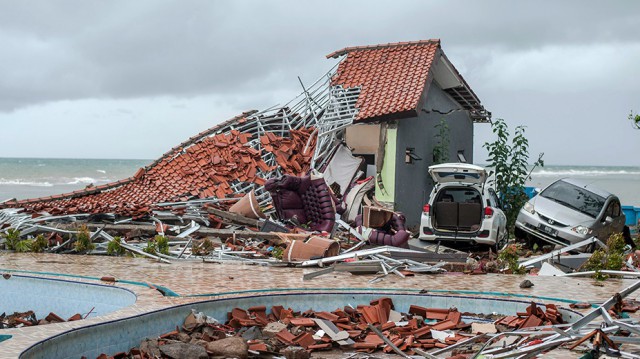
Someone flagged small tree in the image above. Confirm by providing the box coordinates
[629,110,640,130]
[432,118,450,164]
[484,119,544,234]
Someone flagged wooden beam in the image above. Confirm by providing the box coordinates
[205,207,260,228]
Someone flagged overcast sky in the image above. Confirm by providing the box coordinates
[1,0,639,166]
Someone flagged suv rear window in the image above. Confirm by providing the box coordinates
[540,180,605,218]
[437,188,481,204]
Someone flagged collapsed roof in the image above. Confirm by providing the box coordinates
[2,74,360,218]
[1,39,490,218]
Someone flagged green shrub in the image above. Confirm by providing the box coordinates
[193,238,214,256]
[107,236,126,256]
[583,232,627,280]
[32,234,48,253]
[3,228,21,250]
[584,249,608,280]
[74,225,95,252]
[497,244,526,274]
[271,246,284,260]
[143,240,157,255]
[15,239,33,253]
[155,235,169,255]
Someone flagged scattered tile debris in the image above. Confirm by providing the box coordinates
[88,284,640,359]
[0,310,83,329]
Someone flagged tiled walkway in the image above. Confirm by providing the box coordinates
[0,252,636,357]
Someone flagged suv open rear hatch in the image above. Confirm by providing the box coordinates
[428,163,487,186]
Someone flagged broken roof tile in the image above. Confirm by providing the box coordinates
[329,40,439,122]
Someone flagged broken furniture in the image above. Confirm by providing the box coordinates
[265,174,337,233]
[355,206,411,248]
[340,177,375,223]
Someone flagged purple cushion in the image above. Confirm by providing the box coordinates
[266,175,336,232]
[355,212,410,248]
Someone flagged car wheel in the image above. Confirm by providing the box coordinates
[493,230,506,252]
[524,234,545,251]
[514,227,526,241]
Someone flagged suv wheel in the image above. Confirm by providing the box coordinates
[494,231,507,252]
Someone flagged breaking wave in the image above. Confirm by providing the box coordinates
[0,179,54,187]
[66,177,98,185]
[96,169,106,174]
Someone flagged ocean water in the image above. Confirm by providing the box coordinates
[526,165,640,206]
[0,158,150,201]
[1,159,639,207]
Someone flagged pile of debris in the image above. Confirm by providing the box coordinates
[0,144,459,274]
[0,54,479,275]
[90,299,546,358]
[0,310,84,329]
[92,282,640,358]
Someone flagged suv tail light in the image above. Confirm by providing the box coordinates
[484,207,494,218]
[423,203,430,214]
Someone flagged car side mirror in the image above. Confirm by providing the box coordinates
[604,216,613,224]
[534,188,541,194]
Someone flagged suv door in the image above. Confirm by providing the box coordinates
[487,188,507,233]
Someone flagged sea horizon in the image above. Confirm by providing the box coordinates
[3,155,639,168]
[1,157,639,206]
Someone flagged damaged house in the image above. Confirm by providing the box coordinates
[328,40,490,227]
[1,39,489,232]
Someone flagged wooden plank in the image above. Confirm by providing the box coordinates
[205,207,260,228]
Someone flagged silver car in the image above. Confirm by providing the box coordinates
[515,178,625,248]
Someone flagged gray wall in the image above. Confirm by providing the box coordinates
[394,84,475,229]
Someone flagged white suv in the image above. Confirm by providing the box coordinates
[418,163,508,248]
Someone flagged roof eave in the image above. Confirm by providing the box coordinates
[354,109,418,124]
[438,52,491,123]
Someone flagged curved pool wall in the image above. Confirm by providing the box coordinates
[20,291,583,359]
[0,275,136,321]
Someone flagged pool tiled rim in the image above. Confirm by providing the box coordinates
[1,252,638,358]
[19,292,586,359]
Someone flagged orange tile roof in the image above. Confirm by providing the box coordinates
[3,112,317,218]
[327,39,440,122]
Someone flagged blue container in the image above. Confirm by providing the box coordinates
[622,206,640,227]
[524,186,537,199]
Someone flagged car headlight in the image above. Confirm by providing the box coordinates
[571,225,592,235]
[523,202,535,214]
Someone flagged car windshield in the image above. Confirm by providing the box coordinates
[540,180,606,218]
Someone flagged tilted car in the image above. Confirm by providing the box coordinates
[418,163,508,248]
[515,178,626,248]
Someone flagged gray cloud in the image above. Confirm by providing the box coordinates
[0,0,639,165]
[1,0,637,110]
